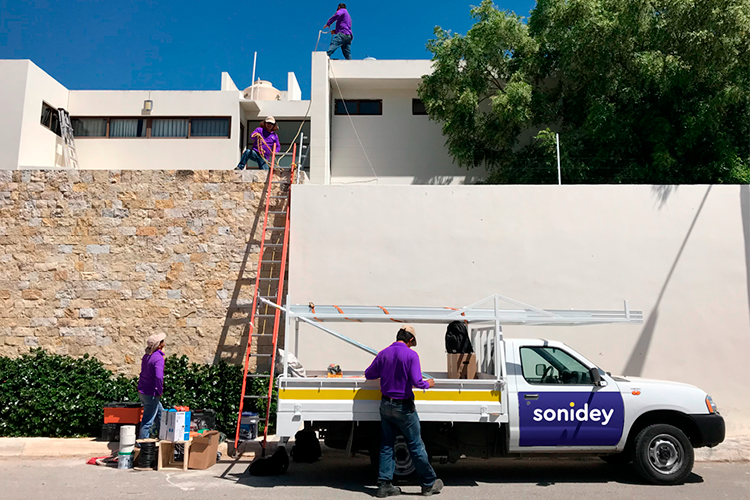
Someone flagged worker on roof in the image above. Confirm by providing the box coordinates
[323,3,353,60]
[365,326,444,497]
[236,116,281,171]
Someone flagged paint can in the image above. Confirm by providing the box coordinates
[239,412,259,440]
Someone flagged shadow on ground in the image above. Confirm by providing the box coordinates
[217,447,703,493]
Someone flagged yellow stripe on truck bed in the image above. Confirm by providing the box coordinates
[280,388,501,402]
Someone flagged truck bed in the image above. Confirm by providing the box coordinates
[276,373,508,438]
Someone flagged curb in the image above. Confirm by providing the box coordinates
[0,437,231,459]
[1,435,748,461]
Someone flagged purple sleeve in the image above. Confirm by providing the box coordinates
[274,134,281,154]
[327,11,340,26]
[154,355,165,395]
[410,354,430,390]
[364,353,381,380]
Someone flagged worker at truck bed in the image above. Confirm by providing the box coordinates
[324,3,353,60]
[365,326,444,497]
[236,116,281,171]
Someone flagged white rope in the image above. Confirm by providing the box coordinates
[328,62,379,182]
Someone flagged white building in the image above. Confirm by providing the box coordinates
[0,53,481,185]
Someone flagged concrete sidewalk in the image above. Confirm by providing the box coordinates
[0,437,237,459]
[0,435,748,461]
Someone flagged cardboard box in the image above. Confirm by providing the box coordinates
[188,430,220,470]
[161,410,192,442]
[158,410,170,440]
[447,353,477,379]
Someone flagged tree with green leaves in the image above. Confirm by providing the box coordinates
[418,0,750,184]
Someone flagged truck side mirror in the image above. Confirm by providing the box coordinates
[589,367,605,386]
[536,364,546,376]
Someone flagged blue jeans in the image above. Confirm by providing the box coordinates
[379,398,437,488]
[327,33,353,60]
[237,149,269,170]
[138,393,163,440]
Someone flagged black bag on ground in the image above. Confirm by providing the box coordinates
[249,447,289,476]
[445,320,473,354]
[291,430,322,463]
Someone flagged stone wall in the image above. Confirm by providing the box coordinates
[0,170,284,375]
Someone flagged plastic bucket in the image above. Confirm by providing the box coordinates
[119,425,137,447]
[239,412,259,440]
[119,444,135,455]
[117,452,133,469]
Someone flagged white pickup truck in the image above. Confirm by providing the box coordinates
[267,296,725,485]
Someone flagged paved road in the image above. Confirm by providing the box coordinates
[1,449,748,500]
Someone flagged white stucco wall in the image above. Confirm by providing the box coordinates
[329,88,484,185]
[289,184,750,436]
[0,60,29,170]
[310,52,331,184]
[14,61,70,169]
[68,90,241,170]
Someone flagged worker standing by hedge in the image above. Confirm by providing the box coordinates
[365,326,444,497]
[137,333,166,440]
[324,3,353,60]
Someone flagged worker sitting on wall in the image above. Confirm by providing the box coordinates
[365,326,444,497]
[236,116,281,171]
[324,3,353,60]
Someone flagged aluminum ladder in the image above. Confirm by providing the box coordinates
[57,109,80,169]
[233,143,297,456]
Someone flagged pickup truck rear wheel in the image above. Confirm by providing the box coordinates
[632,424,694,485]
[368,436,416,479]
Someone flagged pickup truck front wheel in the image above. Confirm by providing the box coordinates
[632,424,694,485]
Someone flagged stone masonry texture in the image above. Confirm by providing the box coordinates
[0,170,287,375]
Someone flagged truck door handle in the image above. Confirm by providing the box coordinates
[524,394,539,400]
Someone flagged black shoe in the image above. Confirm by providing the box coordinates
[421,479,443,496]
[235,165,244,170]
[375,482,401,498]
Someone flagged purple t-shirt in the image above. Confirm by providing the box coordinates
[251,127,281,160]
[365,341,430,399]
[137,350,165,397]
[327,8,353,36]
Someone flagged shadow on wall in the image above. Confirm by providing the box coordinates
[623,186,712,377]
[213,174,270,366]
[741,185,750,328]
[651,185,679,208]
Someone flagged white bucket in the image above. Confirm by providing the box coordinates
[119,425,137,447]
[117,452,133,469]
[119,444,135,455]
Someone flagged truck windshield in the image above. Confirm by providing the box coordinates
[520,347,594,385]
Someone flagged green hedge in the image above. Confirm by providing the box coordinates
[0,349,277,438]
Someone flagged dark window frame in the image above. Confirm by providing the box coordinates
[71,117,109,137]
[70,116,232,139]
[40,102,62,137]
[334,99,383,116]
[412,99,428,116]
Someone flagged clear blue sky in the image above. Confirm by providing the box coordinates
[0,0,536,98]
